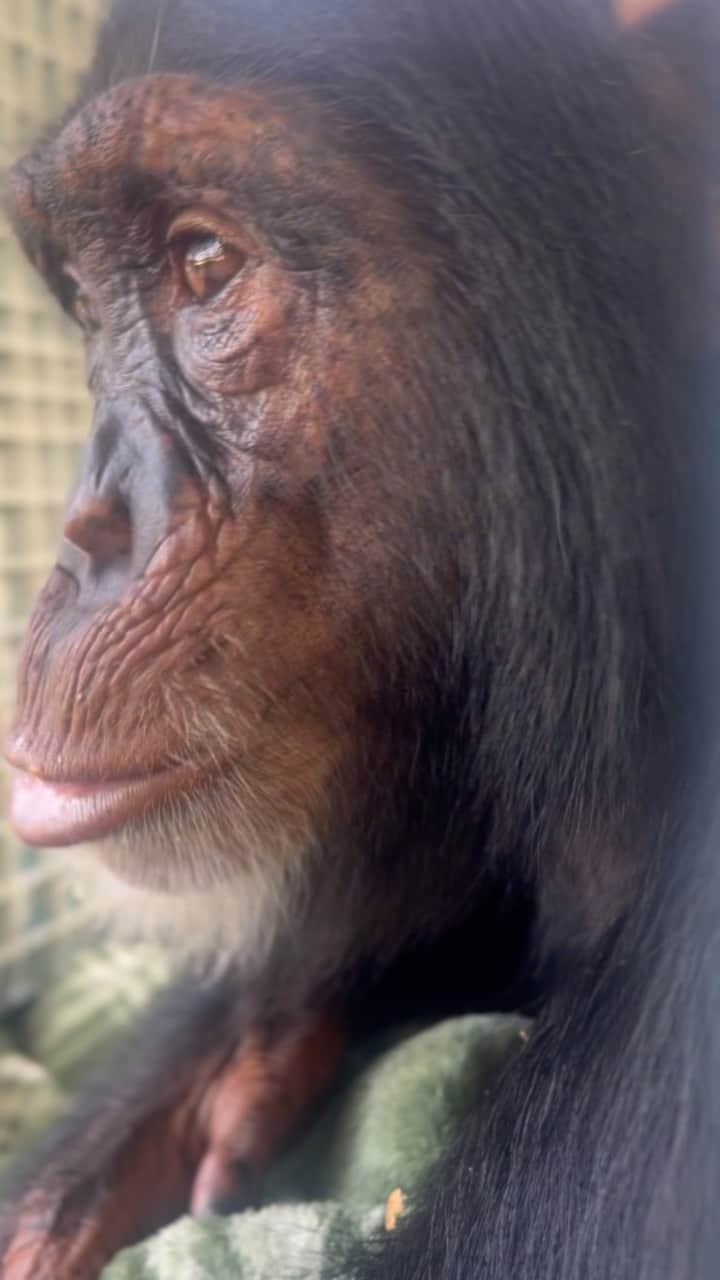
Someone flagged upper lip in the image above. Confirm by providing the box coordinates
[4,739,184,786]
[8,763,175,786]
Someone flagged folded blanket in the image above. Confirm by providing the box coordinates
[0,946,528,1279]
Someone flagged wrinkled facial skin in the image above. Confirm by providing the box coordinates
[3,75,438,892]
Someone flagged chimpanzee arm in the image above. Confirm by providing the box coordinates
[0,969,344,1280]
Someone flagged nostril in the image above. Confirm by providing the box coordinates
[63,495,132,568]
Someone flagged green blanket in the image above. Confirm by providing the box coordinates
[0,946,528,1279]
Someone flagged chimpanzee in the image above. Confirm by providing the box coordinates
[1,0,718,1277]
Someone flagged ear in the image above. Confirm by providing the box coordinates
[613,0,677,29]
[615,0,717,182]
[616,0,718,347]
[614,0,717,123]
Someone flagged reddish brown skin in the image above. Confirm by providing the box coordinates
[6,74,437,869]
[1,1015,345,1280]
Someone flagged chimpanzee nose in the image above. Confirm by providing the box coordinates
[53,409,198,606]
[62,494,133,568]
[56,412,137,590]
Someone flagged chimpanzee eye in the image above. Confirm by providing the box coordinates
[169,231,247,303]
[72,292,95,330]
[60,270,95,330]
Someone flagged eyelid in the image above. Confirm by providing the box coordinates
[165,210,251,255]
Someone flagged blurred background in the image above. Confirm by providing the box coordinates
[0,1,105,1011]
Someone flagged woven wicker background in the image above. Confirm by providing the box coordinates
[0,1,105,1010]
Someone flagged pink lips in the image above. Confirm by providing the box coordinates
[8,766,194,846]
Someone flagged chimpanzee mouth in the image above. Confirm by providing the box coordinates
[7,761,218,848]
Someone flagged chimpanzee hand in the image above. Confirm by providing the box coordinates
[0,976,344,1280]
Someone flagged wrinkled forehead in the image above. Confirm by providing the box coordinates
[5,73,326,244]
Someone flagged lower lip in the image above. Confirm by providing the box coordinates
[9,766,201,847]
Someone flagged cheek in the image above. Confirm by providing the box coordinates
[155,503,362,758]
[199,513,351,692]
